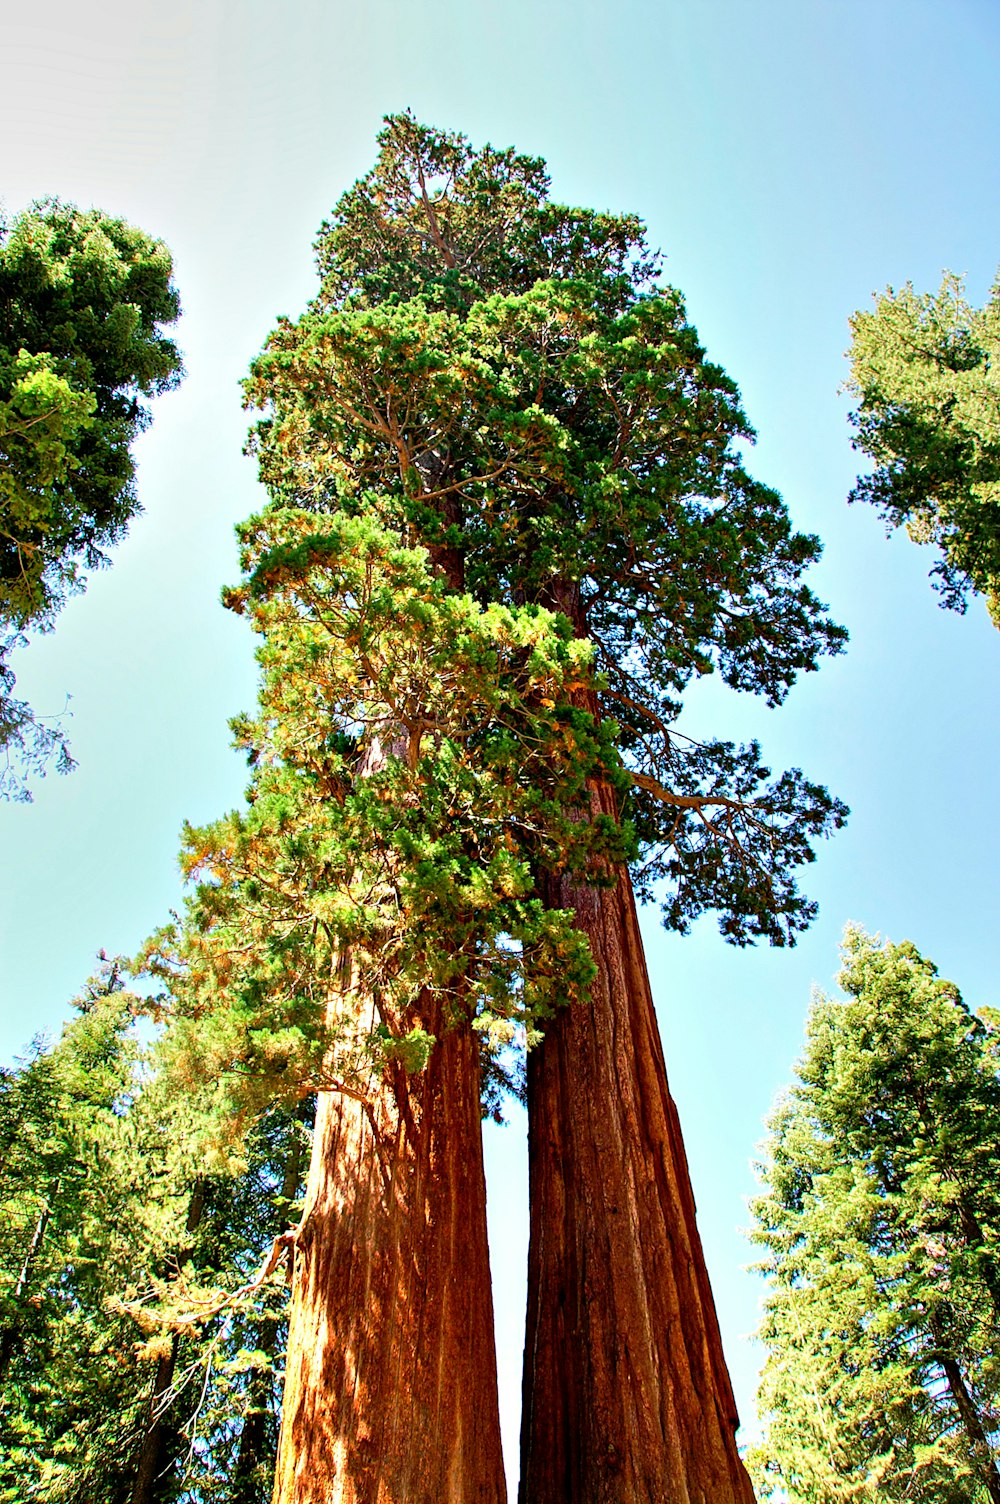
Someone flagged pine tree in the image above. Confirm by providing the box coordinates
[847,271,1000,627]
[0,200,182,794]
[0,958,182,1500]
[749,928,1000,1503]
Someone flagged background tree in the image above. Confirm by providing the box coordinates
[749,927,1000,1503]
[847,271,1000,626]
[0,200,182,796]
[239,113,846,1503]
[0,959,308,1503]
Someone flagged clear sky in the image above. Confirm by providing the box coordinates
[3,0,999,1489]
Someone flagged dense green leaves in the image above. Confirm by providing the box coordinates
[148,113,847,1142]
[749,928,1000,1502]
[0,199,182,795]
[246,114,847,950]
[142,510,622,1132]
[0,961,308,1502]
[314,111,657,316]
[847,272,1000,626]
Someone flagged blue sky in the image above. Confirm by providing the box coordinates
[3,0,999,1487]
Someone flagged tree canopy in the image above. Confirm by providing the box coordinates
[145,112,848,1136]
[248,113,848,945]
[749,927,1000,1503]
[0,199,182,796]
[847,272,1000,627]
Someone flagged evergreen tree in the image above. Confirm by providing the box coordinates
[847,271,1000,627]
[0,961,308,1503]
[749,928,1000,1503]
[141,512,608,1502]
[152,114,846,1501]
[0,200,182,795]
[0,958,181,1500]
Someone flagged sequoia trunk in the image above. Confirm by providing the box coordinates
[520,773,755,1504]
[271,991,506,1504]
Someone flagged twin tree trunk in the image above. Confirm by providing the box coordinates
[520,773,755,1504]
[271,989,506,1504]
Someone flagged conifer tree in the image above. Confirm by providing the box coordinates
[749,928,1000,1503]
[0,200,182,795]
[144,511,613,1502]
[0,958,180,1500]
[224,113,845,1503]
[141,114,845,1502]
[0,961,308,1503]
[847,271,1000,627]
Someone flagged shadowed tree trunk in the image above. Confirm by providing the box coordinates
[520,580,755,1503]
[271,986,506,1504]
[520,796,755,1503]
[939,1350,1000,1504]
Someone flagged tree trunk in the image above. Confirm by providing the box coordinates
[271,989,506,1504]
[130,1339,181,1504]
[0,1200,51,1390]
[931,1314,1000,1504]
[520,773,755,1504]
[940,1353,1000,1504]
[131,1180,208,1504]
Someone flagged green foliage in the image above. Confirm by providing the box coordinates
[0,960,177,1499]
[748,927,1000,1502]
[139,113,847,1153]
[246,113,847,949]
[0,199,182,796]
[313,111,658,315]
[0,960,308,1502]
[847,272,1000,626]
[141,509,617,1134]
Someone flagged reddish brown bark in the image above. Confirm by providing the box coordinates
[520,776,756,1504]
[271,992,506,1504]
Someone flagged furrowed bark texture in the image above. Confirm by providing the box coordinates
[271,997,506,1504]
[520,774,756,1504]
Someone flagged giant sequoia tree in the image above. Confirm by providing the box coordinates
[154,115,846,1502]
[749,929,1000,1503]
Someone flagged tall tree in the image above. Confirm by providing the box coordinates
[847,271,1000,627]
[0,200,182,795]
[238,113,846,1502]
[144,509,611,1503]
[749,928,1000,1503]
